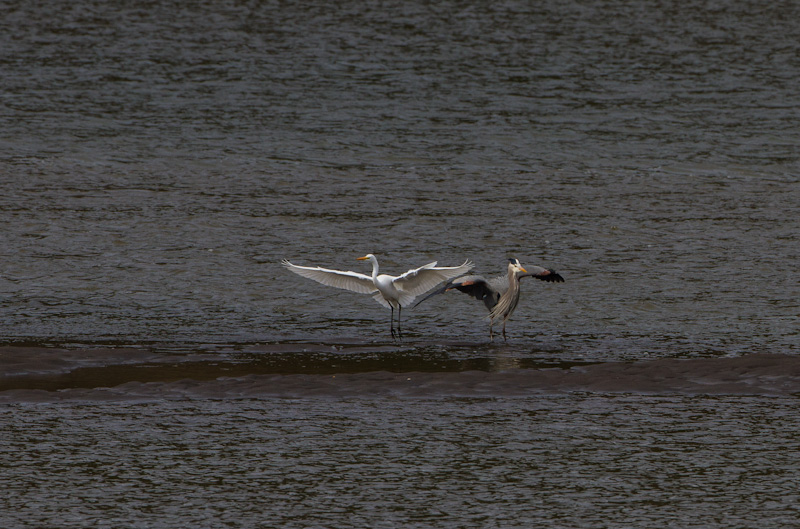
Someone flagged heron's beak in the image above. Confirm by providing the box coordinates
[357,256,369,260]
[519,266,528,273]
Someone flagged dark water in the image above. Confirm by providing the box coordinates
[2,0,800,526]
[3,395,800,528]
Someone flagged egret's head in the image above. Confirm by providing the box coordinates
[508,258,527,274]
[357,254,375,261]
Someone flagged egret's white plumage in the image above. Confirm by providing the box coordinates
[282,254,473,338]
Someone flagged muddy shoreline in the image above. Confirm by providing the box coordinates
[2,345,798,402]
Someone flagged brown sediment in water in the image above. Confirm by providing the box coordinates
[1,345,799,402]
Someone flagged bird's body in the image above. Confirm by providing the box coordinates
[282,254,473,339]
[415,258,564,341]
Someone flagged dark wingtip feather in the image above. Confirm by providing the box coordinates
[538,269,565,282]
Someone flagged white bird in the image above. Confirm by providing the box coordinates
[282,254,473,339]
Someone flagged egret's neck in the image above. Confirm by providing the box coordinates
[370,257,380,281]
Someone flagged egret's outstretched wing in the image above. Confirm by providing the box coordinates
[394,260,474,297]
[519,266,564,283]
[282,260,377,294]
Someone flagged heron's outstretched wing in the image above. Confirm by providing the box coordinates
[393,260,474,298]
[282,260,377,294]
[519,265,565,283]
[412,274,488,308]
[447,275,495,301]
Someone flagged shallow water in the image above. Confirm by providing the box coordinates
[2,0,800,526]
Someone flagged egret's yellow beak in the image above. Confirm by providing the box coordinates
[357,256,369,260]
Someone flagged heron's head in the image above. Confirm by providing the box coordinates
[508,258,528,274]
[357,254,375,261]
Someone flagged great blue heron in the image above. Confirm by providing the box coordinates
[415,258,564,341]
[282,254,473,339]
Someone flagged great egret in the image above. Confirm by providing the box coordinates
[415,258,564,341]
[282,254,473,339]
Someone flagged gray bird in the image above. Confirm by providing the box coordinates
[415,258,564,341]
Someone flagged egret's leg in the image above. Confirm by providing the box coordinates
[397,306,403,340]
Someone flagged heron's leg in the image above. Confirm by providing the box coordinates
[502,320,508,342]
[489,323,494,342]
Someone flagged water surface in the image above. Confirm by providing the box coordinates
[2,0,800,527]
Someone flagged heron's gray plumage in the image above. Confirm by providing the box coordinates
[419,274,506,310]
[488,268,521,326]
[414,258,564,341]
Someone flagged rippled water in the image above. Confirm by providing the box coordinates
[3,396,800,528]
[2,0,798,353]
[2,0,800,526]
